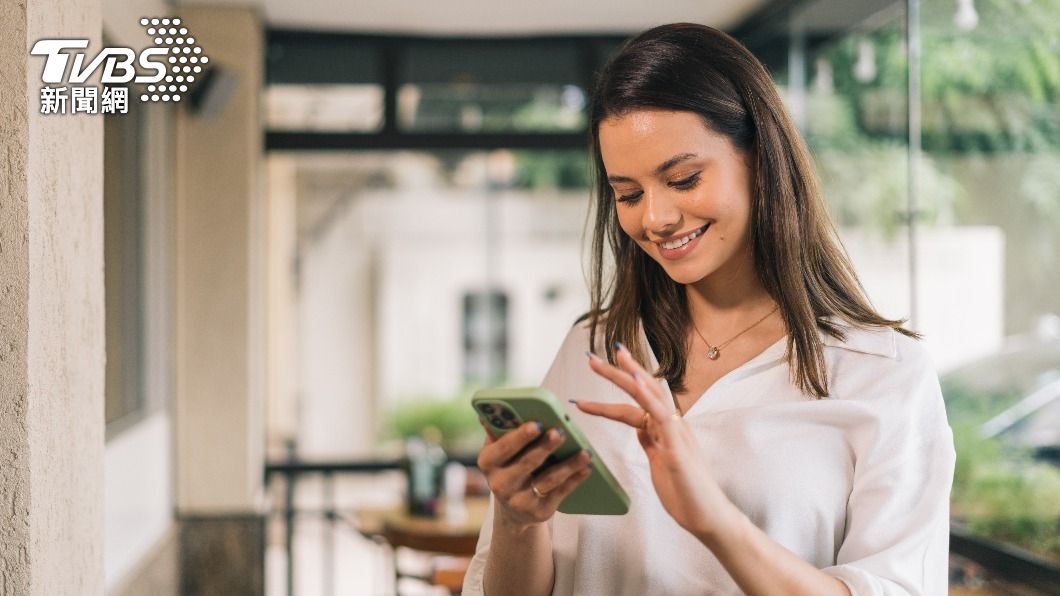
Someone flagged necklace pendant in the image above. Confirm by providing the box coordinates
[707,346,720,360]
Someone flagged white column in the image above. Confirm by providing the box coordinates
[173,5,265,514]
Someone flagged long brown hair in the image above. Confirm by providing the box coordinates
[578,22,920,399]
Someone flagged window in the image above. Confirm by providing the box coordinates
[462,289,509,386]
[103,89,147,431]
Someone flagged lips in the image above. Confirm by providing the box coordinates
[655,223,709,249]
[655,223,709,261]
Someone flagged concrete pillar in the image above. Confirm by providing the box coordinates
[0,0,105,594]
[171,5,265,594]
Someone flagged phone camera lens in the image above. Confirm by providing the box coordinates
[480,404,496,415]
[489,416,504,427]
[500,408,515,420]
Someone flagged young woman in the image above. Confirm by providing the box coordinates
[462,23,955,596]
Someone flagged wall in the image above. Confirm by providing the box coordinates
[1,0,105,593]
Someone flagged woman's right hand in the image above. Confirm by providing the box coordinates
[476,420,593,531]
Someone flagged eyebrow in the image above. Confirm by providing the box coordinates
[606,152,699,184]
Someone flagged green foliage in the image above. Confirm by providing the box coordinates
[817,0,1060,153]
[943,382,1060,561]
[382,387,485,453]
[511,149,591,190]
[812,141,960,238]
[941,378,1025,426]
[803,0,1060,242]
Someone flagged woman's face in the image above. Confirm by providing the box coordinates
[598,109,754,287]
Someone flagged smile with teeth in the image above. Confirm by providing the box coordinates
[659,224,709,250]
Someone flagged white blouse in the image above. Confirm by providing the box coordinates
[462,315,956,596]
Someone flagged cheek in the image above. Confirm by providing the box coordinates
[613,206,642,237]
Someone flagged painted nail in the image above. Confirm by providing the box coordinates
[614,341,627,352]
[584,350,600,360]
[554,428,566,439]
[567,399,579,405]
[533,421,544,434]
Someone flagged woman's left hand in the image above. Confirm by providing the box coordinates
[575,342,737,540]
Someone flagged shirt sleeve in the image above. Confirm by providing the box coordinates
[820,345,957,595]
[461,491,497,596]
[461,323,581,595]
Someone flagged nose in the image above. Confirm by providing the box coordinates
[641,188,681,238]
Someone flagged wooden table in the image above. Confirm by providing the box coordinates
[354,496,491,594]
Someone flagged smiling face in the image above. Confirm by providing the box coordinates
[598,109,756,288]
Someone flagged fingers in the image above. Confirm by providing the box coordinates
[542,464,593,510]
[532,448,593,496]
[492,428,567,489]
[476,421,543,471]
[587,344,670,419]
[574,401,645,428]
[613,343,669,405]
[477,424,590,527]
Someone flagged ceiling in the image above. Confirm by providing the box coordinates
[180,0,770,35]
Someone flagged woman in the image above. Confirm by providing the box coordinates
[462,23,955,596]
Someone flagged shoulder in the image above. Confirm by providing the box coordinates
[559,313,615,356]
[537,316,598,389]
[818,316,948,441]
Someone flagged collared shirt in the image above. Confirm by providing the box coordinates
[462,315,956,596]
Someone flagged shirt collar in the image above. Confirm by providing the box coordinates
[817,315,898,359]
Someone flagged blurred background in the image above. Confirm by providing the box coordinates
[8,0,1059,594]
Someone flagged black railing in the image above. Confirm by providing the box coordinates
[949,524,1060,594]
[265,454,1060,596]
[264,450,479,596]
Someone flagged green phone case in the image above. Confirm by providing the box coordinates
[472,386,630,515]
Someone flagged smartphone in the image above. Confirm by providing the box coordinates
[471,386,630,515]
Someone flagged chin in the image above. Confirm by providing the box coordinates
[655,260,715,286]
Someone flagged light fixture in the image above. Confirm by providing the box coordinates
[955,0,979,31]
[854,38,876,83]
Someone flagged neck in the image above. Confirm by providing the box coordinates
[685,250,778,336]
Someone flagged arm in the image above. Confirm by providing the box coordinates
[482,504,554,596]
[462,421,592,596]
[691,500,851,596]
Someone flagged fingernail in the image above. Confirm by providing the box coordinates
[614,341,626,353]
[567,399,579,405]
[532,421,544,434]
[585,350,600,360]
[554,428,566,439]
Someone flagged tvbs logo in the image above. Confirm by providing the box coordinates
[32,38,168,84]
[32,17,208,112]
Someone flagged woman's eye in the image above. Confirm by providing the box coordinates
[614,173,700,204]
[672,173,700,189]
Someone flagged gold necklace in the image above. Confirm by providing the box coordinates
[690,305,779,360]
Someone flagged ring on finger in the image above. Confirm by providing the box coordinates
[530,480,548,499]
[640,410,650,430]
